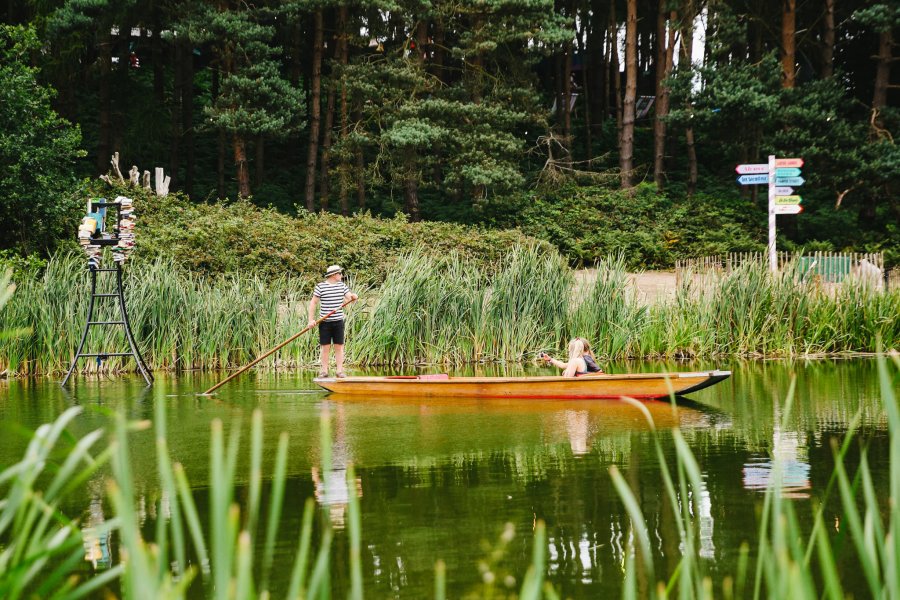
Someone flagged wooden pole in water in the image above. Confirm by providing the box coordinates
[201,298,357,395]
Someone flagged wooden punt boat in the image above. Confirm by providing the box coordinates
[314,370,731,399]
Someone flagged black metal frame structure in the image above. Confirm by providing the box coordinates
[62,200,152,386]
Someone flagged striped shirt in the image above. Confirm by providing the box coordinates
[314,282,351,321]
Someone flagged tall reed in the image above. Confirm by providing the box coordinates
[612,351,900,598]
[0,388,556,598]
[1,250,897,375]
[568,253,647,359]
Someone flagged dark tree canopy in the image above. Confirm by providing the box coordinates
[1,0,897,262]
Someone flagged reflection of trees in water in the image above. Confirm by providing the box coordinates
[705,358,888,450]
[353,430,729,595]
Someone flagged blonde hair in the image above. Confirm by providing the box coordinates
[567,338,585,362]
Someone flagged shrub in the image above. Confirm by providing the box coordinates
[499,182,766,269]
[121,184,551,285]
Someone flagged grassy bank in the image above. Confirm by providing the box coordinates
[0,249,897,375]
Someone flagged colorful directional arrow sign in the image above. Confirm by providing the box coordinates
[775,167,802,178]
[738,174,769,185]
[775,176,804,186]
[774,186,795,195]
[774,205,803,215]
[736,163,768,174]
[775,195,802,205]
[775,158,804,168]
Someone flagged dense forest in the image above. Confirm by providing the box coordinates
[1,0,898,265]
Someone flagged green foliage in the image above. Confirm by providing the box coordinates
[852,2,900,30]
[129,185,545,284]
[190,6,305,138]
[0,25,85,254]
[0,250,48,282]
[506,183,765,269]
[0,406,116,600]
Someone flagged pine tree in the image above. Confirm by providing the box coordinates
[185,2,306,199]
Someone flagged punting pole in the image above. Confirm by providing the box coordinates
[200,298,356,396]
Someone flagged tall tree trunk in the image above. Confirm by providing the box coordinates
[97,33,112,174]
[337,4,350,215]
[620,0,637,188]
[255,135,265,189]
[554,49,565,146]
[320,10,339,212]
[611,2,623,144]
[354,107,366,211]
[403,19,428,220]
[429,17,446,185]
[152,10,164,104]
[576,7,593,160]
[234,134,250,199]
[182,41,195,197]
[653,7,677,190]
[872,29,892,114]
[212,69,226,199]
[304,9,324,211]
[290,23,303,86]
[601,13,619,120]
[112,23,130,158]
[563,17,573,166]
[680,16,698,196]
[319,84,335,211]
[821,0,835,78]
[404,148,420,221]
[169,41,183,187]
[563,44,573,164]
[355,145,366,211]
[781,0,797,88]
[218,130,226,199]
[589,0,607,124]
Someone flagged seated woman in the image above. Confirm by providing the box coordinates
[540,338,588,377]
[577,338,603,373]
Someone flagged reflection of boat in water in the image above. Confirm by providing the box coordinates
[323,394,724,431]
[315,370,731,399]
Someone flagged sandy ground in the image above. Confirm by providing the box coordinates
[574,269,678,304]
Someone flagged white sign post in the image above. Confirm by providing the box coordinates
[736,157,805,273]
[767,155,777,272]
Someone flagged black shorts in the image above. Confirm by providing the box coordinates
[319,319,345,345]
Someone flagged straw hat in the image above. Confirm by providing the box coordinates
[324,265,344,277]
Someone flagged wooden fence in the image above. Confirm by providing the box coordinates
[675,251,886,287]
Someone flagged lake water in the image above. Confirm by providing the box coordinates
[0,359,892,598]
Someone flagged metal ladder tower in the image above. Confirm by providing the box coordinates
[62,200,153,386]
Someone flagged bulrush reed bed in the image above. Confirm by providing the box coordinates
[0,249,897,375]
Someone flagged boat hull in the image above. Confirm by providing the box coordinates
[314,371,731,399]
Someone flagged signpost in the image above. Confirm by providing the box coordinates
[775,158,804,168]
[735,156,806,272]
[737,174,769,185]
[774,205,803,215]
[735,164,768,175]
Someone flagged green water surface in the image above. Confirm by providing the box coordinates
[0,359,893,598]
